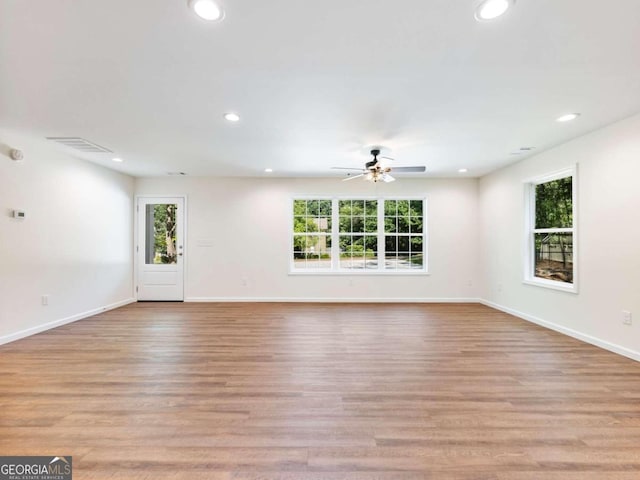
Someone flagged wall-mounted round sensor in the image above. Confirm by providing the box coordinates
[9,148,24,161]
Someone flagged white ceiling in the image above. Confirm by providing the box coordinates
[1,0,639,178]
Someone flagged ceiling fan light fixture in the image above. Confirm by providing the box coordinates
[188,0,224,21]
[475,0,514,21]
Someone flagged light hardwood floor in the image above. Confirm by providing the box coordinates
[1,302,639,479]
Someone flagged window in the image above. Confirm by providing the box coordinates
[291,198,427,273]
[524,167,577,292]
[339,200,379,270]
[384,200,424,270]
[292,199,332,270]
[145,204,177,265]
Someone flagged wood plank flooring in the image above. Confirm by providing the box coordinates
[1,302,639,479]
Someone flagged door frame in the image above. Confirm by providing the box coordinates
[134,194,188,301]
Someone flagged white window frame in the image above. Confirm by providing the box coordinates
[290,196,429,275]
[523,165,578,293]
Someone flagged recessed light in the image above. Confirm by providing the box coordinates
[458,168,468,173]
[224,112,240,122]
[188,0,224,21]
[556,113,580,123]
[264,168,273,173]
[475,0,514,21]
[112,157,123,163]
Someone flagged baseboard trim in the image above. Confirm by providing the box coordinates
[481,299,640,363]
[0,298,136,346]
[186,297,481,304]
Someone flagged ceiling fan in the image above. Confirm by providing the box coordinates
[333,148,426,183]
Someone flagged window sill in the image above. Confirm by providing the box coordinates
[523,278,578,294]
[289,270,431,276]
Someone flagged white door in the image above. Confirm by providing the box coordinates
[137,197,185,301]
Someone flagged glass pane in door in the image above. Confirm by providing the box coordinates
[145,204,178,265]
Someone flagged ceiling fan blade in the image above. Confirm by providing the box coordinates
[392,166,426,173]
[342,173,365,182]
[382,174,396,183]
[332,167,366,171]
[379,156,395,161]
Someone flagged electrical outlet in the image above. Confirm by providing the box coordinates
[497,283,503,292]
[467,280,473,287]
[41,295,49,306]
[623,310,632,326]
[240,278,248,287]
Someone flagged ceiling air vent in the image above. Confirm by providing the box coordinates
[46,137,113,153]
[167,172,187,176]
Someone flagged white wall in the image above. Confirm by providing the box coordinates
[136,177,481,301]
[479,114,640,360]
[0,131,135,343]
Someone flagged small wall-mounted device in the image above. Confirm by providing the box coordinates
[13,210,26,219]
[9,149,24,162]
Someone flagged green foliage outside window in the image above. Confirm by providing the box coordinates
[292,198,426,270]
[535,177,572,229]
[339,200,378,257]
[152,204,177,264]
[533,176,574,283]
[293,200,331,260]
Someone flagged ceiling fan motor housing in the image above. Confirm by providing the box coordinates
[366,149,381,169]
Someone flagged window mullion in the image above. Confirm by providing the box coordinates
[378,199,384,270]
[331,198,339,271]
